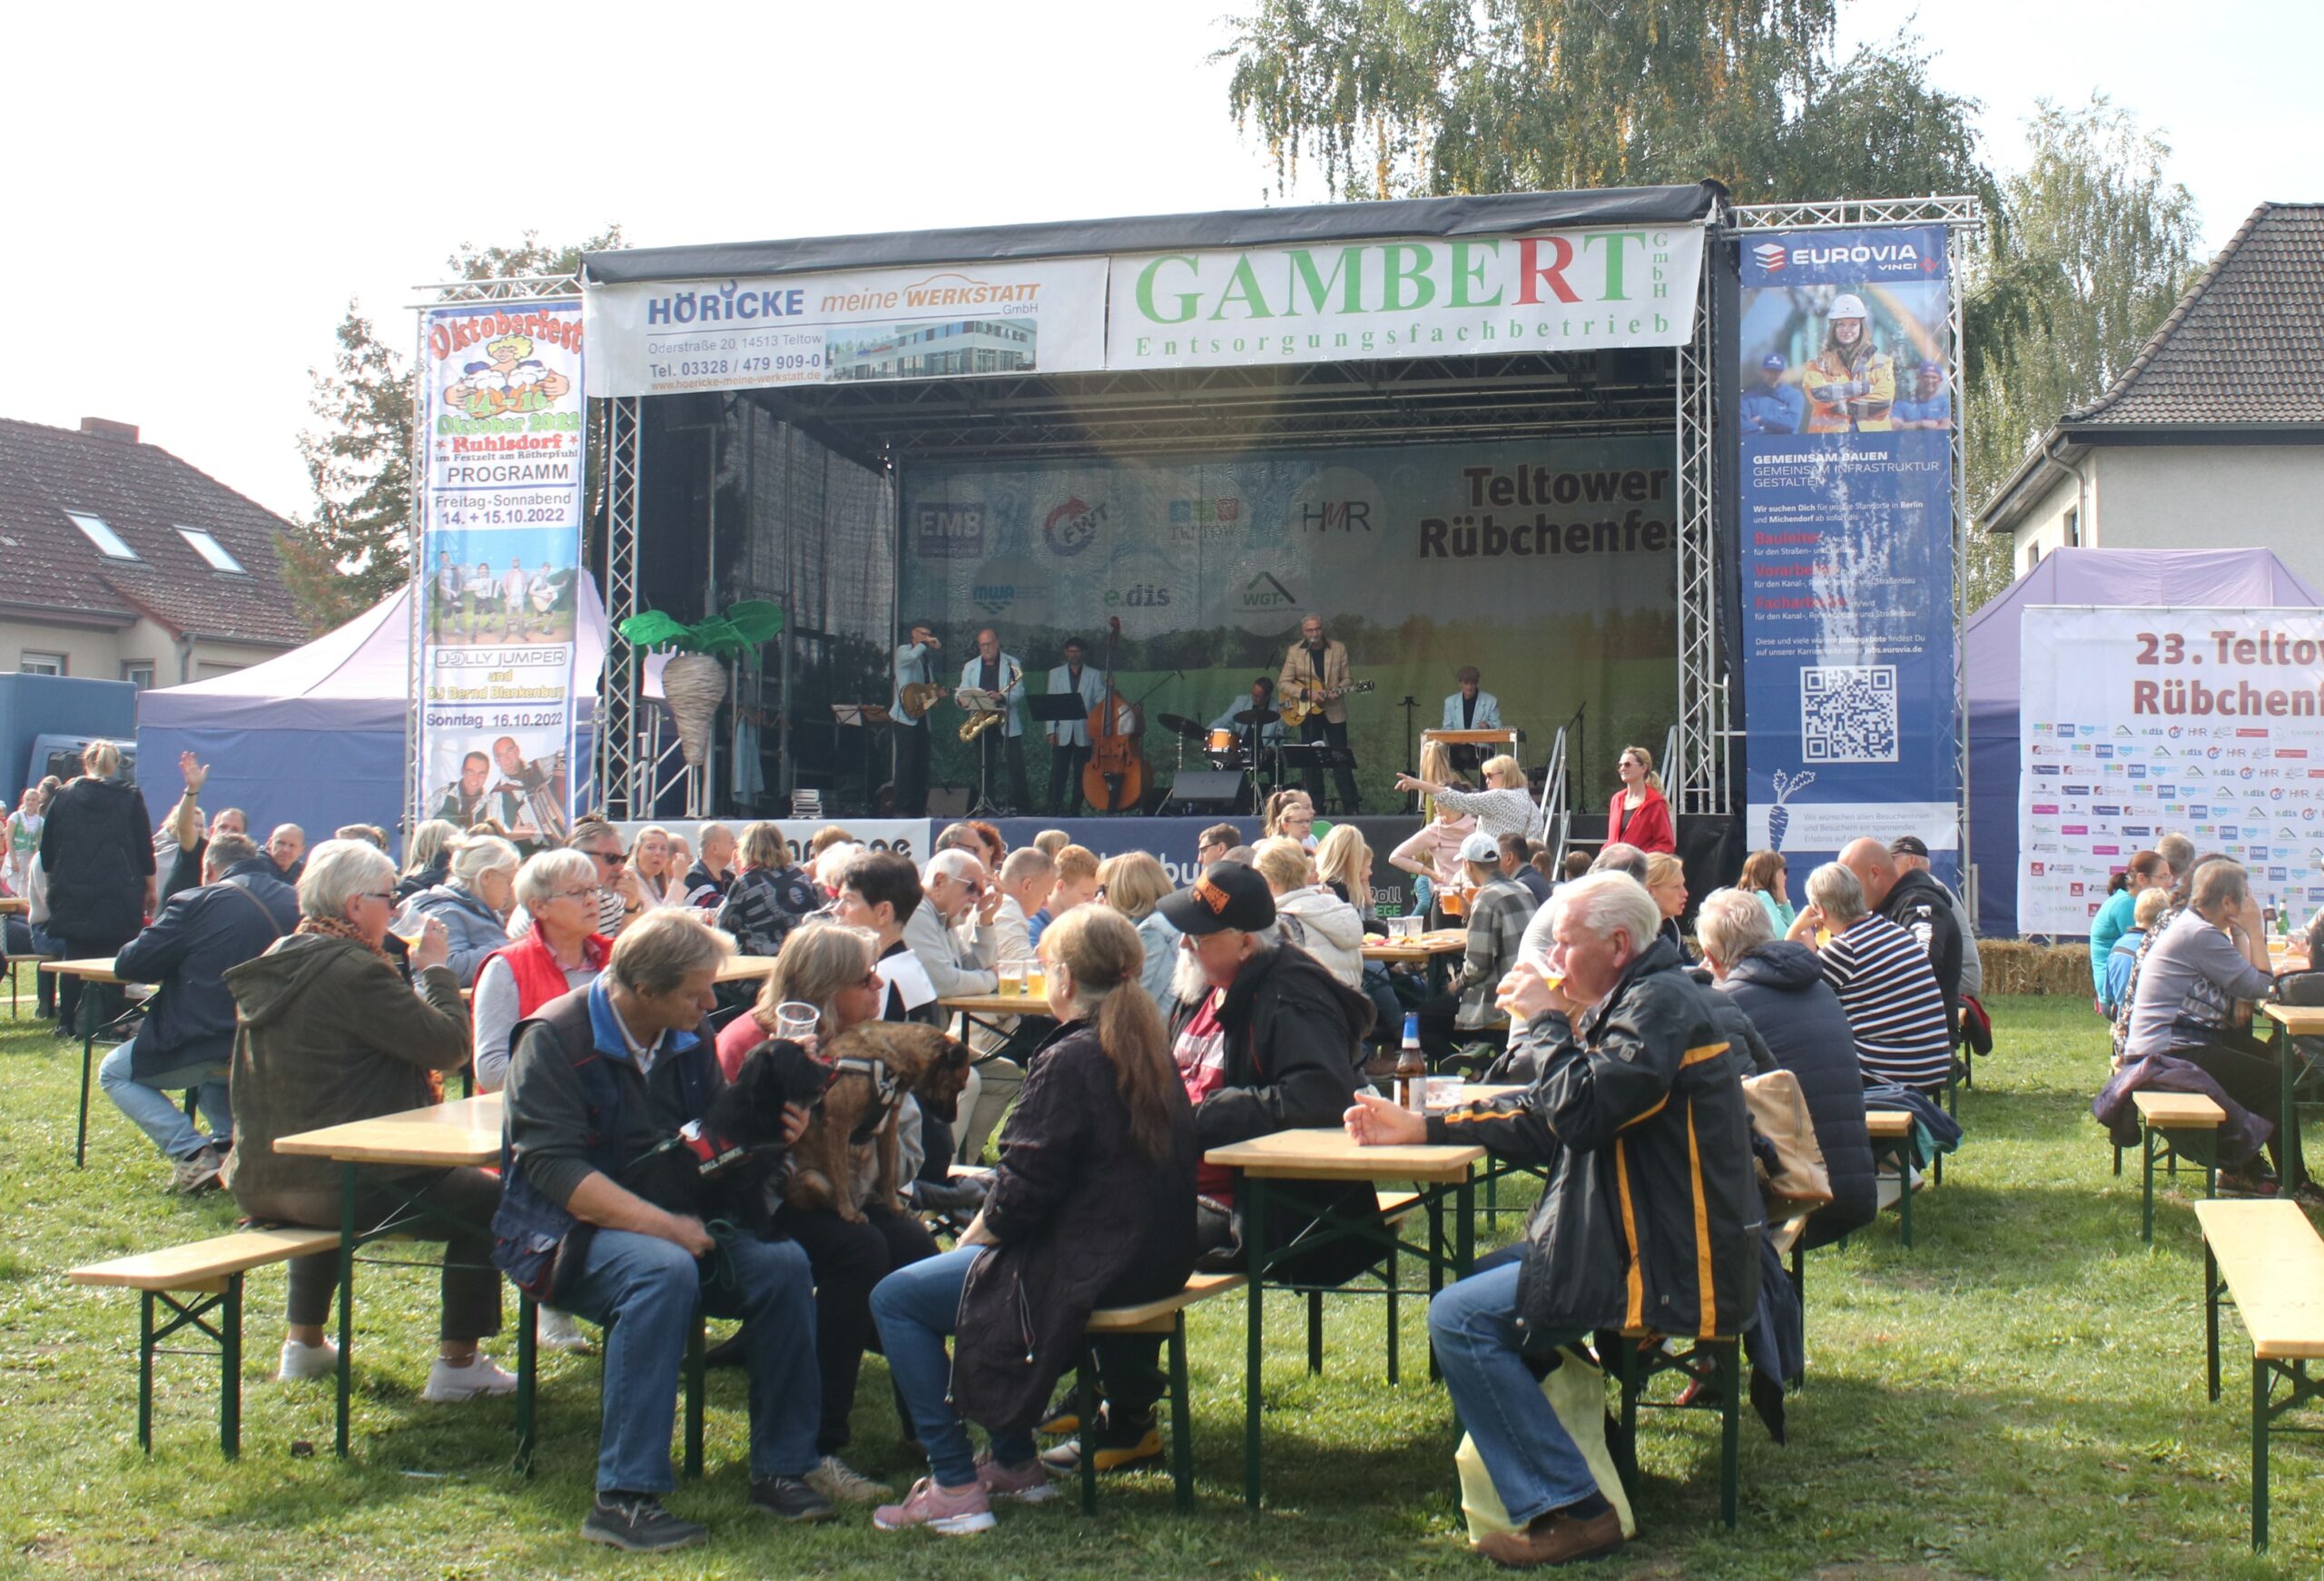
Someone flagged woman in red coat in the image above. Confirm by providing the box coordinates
[1607,744,1676,854]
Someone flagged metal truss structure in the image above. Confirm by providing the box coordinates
[1670,210,1727,817]
[1726,196,1984,233]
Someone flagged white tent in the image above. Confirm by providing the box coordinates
[136,580,662,842]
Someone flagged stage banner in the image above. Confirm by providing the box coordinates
[585,257,1109,399]
[1735,225,1960,884]
[2017,607,2324,937]
[1108,223,1704,371]
[900,436,1679,812]
[414,301,586,845]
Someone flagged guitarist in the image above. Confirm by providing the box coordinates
[891,621,940,816]
[1277,613,1362,815]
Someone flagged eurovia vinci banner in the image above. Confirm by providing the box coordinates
[414,301,586,845]
[2018,606,2324,937]
[1737,226,1961,884]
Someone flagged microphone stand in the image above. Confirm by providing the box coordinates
[1400,694,1419,814]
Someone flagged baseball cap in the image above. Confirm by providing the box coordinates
[1458,832,1502,865]
[1157,861,1277,935]
[1759,352,1787,371]
[1887,835,1930,858]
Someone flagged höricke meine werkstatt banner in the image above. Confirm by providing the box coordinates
[2018,606,2324,936]
[414,301,586,845]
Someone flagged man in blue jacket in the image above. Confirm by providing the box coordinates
[99,831,299,1192]
[1740,353,1807,435]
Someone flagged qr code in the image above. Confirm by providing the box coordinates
[1800,666,1898,762]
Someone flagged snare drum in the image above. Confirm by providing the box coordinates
[1206,727,1236,754]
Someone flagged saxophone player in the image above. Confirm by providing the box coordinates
[960,627,1032,814]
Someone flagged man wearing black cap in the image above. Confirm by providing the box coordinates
[1039,860,1376,1477]
[1888,835,1980,1002]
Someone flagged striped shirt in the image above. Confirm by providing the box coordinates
[1818,913,1953,1092]
[1430,785,1536,840]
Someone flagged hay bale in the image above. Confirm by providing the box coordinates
[1977,939,2093,997]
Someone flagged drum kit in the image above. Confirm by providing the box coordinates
[1155,707,1285,811]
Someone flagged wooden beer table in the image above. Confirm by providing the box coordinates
[40,956,153,1166]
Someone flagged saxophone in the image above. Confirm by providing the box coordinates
[958,663,1023,742]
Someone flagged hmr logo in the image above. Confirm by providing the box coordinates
[1298,499,1371,532]
[1751,242,1787,273]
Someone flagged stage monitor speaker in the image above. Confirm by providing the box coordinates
[1161,769,1247,813]
[927,784,970,816]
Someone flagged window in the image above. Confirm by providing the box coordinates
[64,511,138,560]
[122,662,154,689]
[2063,507,2081,548]
[175,527,246,574]
[20,653,64,676]
[2026,543,2043,575]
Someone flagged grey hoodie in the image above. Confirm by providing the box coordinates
[222,932,468,1205]
[1275,884,1367,987]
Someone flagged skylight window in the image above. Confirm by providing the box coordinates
[64,511,139,560]
[175,527,246,574]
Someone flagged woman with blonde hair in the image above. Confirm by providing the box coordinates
[397,818,462,901]
[1261,788,1315,845]
[1644,850,1690,958]
[394,834,521,985]
[1608,744,1675,854]
[714,918,939,1506]
[627,824,677,907]
[871,905,1195,1533]
[1097,851,1180,1016]
[1394,753,1535,840]
[1253,835,1364,987]
[1314,822,1405,1046]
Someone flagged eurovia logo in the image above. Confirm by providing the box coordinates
[1042,498,1107,558]
[1750,242,1787,274]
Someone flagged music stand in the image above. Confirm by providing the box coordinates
[958,688,1008,816]
[832,704,887,813]
[1027,693,1088,729]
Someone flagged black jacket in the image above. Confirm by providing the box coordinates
[116,857,298,1082]
[1718,942,1877,1250]
[39,776,153,941]
[1174,943,1376,1282]
[1431,937,1762,1339]
[954,1021,1197,1433]
[1881,868,1964,1033]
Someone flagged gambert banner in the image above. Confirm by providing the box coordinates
[414,301,586,845]
[1736,226,1961,883]
[2018,607,2324,936]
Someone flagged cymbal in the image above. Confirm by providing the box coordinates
[1155,712,1206,740]
[1233,707,1281,726]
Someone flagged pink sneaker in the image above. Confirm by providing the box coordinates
[975,1451,1055,1504]
[872,1476,996,1536]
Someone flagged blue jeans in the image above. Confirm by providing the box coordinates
[869,1246,1036,1487]
[1428,1259,1597,1527]
[559,1227,820,1496]
[96,1042,228,1161]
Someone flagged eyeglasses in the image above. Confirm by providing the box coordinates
[585,848,623,865]
[857,970,883,990]
[359,890,395,904]
[549,886,597,903]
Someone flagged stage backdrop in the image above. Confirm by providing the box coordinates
[899,437,1679,813]
[1736,225,1961,884]
[413,301,586,844]
[2018,606,2324,936]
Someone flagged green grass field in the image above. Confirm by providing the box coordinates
[2,995,2315,1578]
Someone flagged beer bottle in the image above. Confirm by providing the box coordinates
[1395,1012,1427,1113]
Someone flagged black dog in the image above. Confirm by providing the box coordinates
[616,1038,826,1240]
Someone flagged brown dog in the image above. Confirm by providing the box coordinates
[783,1022,973,1222]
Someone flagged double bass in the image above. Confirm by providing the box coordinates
[1080,617,1147,812]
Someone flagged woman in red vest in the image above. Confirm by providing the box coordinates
[1607,744,1677,855]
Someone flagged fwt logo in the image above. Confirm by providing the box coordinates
[1042,498,1107,558]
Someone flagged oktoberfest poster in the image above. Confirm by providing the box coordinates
[414,301,586,844]
[1735,227,1961,883]
[2018,607,2324,936]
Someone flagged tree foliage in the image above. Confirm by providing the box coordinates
[279,227,623,632]
[1961,96,2201,607]
[1221,0,1991,205]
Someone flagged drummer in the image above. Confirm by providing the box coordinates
[1211,677,1286,758]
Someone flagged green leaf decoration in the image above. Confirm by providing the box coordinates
[615,600,785,657]
[615,610,694,649]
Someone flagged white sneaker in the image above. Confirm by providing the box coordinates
[807,1453,895,1504]
[420,1351,517,1402]
[537,1306,593,1354]
[169,1147,223,1195]
[277,1336,339,1381]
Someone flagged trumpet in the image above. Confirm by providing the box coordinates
[957,665,1023,743]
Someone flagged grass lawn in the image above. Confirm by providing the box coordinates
[2,994,2316,1578]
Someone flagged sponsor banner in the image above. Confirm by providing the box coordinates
[416,301,586,845]
[585,224,1707,395]
[609,819,933,870]
[2017,607,2324,935]
[1737,227,1960,886]
[1108,224,1704,371]
[585,258,1108,399]
[901,437,1678,810]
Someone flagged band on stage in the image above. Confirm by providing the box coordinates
[885,613,1504,819]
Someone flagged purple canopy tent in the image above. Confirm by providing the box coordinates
[134,582,665,848]
[1965,547,2319,937]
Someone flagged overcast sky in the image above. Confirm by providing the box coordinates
[5,2,2316,521]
